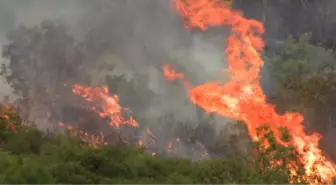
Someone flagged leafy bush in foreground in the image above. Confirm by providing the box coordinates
[0,104,325,184]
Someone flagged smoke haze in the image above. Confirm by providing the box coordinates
[0,0,250,159]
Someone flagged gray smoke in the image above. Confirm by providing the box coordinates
[0,0,87,100]
[0,0,249,159]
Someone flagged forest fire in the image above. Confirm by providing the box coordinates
[0,103,17,132]
[162,0,336,184]
[58,121,107,148]
[72,84,138,128]
[70,83,210,159]
[24,0,335,183]
[67,84,140,148]
[71,84,193,157]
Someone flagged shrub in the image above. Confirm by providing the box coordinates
[0,103,320,183]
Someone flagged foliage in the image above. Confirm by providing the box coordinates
[265,34,336,169]
[266,34,335,86]
[1,10,336,184]
[0,103,318,184]
[0,11,251,165]
[1,20,86,98]
[105,74,158,114]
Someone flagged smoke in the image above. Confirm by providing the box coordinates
[0,0,250,159]
[0,0,87,100]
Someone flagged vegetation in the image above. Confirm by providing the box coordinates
[0,103,318,184]
[265,35,336,161]
[1,4,336,183]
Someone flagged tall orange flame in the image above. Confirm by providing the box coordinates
[164,0,336,183]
